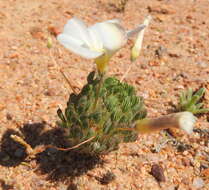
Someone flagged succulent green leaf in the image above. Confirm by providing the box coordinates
[177,87,209,115]
[57,108,66,122]
[57,72,147,155]
[87,71,96,83]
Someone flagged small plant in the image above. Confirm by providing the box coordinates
[55,16,196,156]
[57,72,146,154]
[177,88,209,114]
[56,16,150,155]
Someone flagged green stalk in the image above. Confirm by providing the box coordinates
[93,72,105,110]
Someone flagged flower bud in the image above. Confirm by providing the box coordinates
[135,112,196,134]
[131,15,151,61]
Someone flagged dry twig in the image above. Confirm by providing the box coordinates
[10,135,34,155]
[50,49,79,94]
[120,61,135,82]
[10,134,95,157]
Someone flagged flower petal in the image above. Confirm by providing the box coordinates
[126,24,146,38]
[89,22,127,53]
[87,19,121,51]
[57,34,103,59]
[106,19,120,24]
[131,16,151,61]
[88,26,103,51]
[127,16,151,38]
[62,17,91,47]
[178,112,196,134]
[58,33,84,46]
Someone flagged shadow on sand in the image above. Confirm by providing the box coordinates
[0,122,103,182]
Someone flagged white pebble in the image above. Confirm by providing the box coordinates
[193,177,204,189]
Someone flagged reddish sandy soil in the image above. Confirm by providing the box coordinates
[0,0,209,189]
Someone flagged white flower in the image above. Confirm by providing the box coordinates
[135,111,196,134]
[57,17,145,72]
[131,15,151,61]
[177,111,196,134]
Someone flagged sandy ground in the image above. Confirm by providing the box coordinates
[0,0,209,189]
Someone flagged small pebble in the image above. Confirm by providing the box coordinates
[30,27,44,40]
[155,46,167,59]
[201,168,209,177]
[44,88,56,96]
[140,63,148,69]
[193,177,204,189]
[48,26,60,37]
[167,185,177,190]
[98,171,116,185]
[6,113,13,120]
[150,164,166,182]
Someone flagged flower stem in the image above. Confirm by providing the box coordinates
[93,72,105,110]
